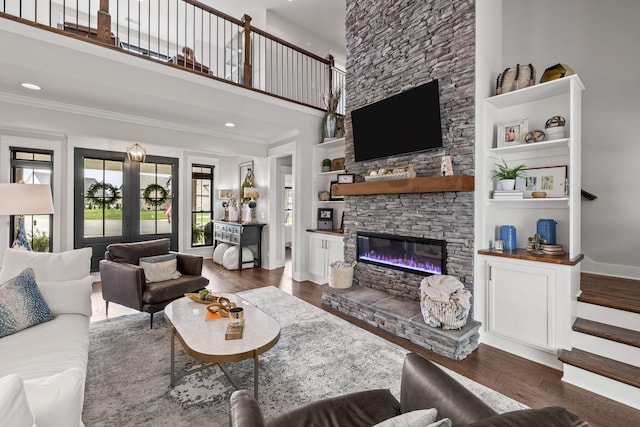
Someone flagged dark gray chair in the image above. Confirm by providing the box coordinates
[99,238,208,328]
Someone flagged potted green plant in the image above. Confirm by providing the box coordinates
[491,158,527,190]
[322,158,332,172]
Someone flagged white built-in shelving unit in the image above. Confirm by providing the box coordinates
[475,75,585,369]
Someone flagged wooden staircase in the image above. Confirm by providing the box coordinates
[559,273,640,410]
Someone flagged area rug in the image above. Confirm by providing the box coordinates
[83,286,526,426]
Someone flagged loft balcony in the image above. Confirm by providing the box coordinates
[0,0,345,115]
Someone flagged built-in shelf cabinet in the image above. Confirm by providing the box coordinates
[311,138,346,229]
[307,138,346,283]
[475,75,585,369]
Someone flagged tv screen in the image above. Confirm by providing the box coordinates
[351,79,443,162]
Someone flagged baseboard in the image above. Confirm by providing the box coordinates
[580,256,640,280]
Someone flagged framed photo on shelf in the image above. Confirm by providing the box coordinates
[337,173,355,184]
[497,119,528,148]
[317,207,334,230]
[317,207,334,220]
[515,165,568,198]
[329,180,343,201]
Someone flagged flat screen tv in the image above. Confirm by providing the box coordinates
[351,79,443,162]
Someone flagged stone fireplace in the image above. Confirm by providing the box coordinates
[321,0,479,359]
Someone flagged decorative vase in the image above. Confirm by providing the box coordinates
[323,113,337,139]
[499,225,517,251]
[497,179,516,190]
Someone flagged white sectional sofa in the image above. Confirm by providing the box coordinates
[0,248,93,427]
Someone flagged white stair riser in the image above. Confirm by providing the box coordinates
[562,365,640,411]
[571,333,640,367]
[577,302,640,332]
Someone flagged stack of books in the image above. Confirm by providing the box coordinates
[492,190,524,200]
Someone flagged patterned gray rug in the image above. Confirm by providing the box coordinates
[83,286,526,426]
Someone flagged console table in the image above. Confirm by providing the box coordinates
[213,221,266,269]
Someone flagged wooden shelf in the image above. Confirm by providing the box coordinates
[332,175,474,196]
[477,248,584,266]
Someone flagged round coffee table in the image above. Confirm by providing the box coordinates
[164,293,280,398]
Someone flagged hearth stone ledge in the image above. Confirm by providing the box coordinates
[322,286,480,360]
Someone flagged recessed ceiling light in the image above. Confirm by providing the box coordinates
[21,83,41,91]
[225,122,236,127]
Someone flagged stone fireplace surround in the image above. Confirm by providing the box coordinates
[321,0,477,359]
[321,185,480,360]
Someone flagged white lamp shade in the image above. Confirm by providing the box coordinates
[0,184,54,215]
[243,187,259,199]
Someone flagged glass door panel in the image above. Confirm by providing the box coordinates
[139,162,173,235]
[83,158,124,238]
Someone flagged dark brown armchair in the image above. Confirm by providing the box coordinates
[99,239,209,328]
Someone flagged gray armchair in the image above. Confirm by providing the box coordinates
[229,353,587,427]
[99,239,208,328]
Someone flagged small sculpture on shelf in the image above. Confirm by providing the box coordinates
[527,233,546,255]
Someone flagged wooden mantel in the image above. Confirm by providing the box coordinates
[332,174,474,196]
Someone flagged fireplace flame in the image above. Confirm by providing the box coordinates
[360,250,442,275]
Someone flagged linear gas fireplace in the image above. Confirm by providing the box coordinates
[357,232,446,276]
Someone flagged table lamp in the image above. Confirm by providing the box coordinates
[0,184,54,251]
[218,189,233,221]
[243,187,259,223]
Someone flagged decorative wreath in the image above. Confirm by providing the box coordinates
[86,182,121,208]
[142,183,169,207]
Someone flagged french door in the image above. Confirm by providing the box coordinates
[74,148,179,271]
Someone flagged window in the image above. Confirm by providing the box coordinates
[284,186,293,225]
[10,148,53,252]
[192,165,214,246]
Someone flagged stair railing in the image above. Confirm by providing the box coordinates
[0,0,345,114]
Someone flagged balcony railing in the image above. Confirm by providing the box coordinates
[1,0,346,114]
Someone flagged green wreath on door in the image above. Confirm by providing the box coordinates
[86,182,121,208]
[142,183,169,208]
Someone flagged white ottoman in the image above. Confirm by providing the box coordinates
[212,243,232,265]
[222,246,255,270]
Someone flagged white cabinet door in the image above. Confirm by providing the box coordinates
[308,234,328,284]
[308,233,345,285]
[487,259,556,352]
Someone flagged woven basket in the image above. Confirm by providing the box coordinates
[328,261,356,289]
[421,298,469,330]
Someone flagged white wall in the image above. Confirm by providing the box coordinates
[503,0,640,278]
[265,11,346,67]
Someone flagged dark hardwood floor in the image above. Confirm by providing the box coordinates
[91,255,640,426]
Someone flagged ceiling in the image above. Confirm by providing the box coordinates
[0,1,345,154]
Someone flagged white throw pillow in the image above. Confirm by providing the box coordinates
[0,374,36,427]
[37,276,94,317]
[0,248,92,284]
[373,408,438,427]
[139,255,182,283]
[23,368,84,427]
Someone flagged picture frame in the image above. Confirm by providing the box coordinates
[329,180,343,200]
[238,160,254,191]
[515,165,568,198]
[337,173,355,184]
[497,119,528,147]
[318,207,334,220]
